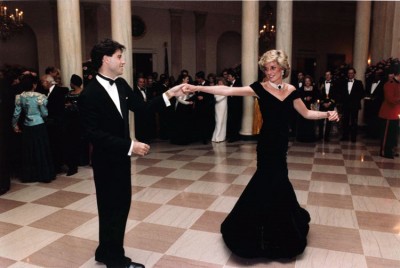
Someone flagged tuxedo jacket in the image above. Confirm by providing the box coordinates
[78,78,165,164]
[192,81,215,111]
[47,85,68,125]
[365,80,384,102]
[318,81,338,111]
[133,86,147,102]
[364,80,384,115]
[340,79,365,110]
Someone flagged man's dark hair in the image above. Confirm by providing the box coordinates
[90,38,125,71]
[195,71,205,79]
[348,67,356,74]
[45,66,57,75]
[227,68,237,78]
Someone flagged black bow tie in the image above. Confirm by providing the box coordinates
[348,79,354,82]
[98,73,115,85]
[326,81,331,83]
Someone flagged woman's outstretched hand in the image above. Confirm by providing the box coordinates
[327,110,339,122]
[167,84,186,97]
[183,84,197,94]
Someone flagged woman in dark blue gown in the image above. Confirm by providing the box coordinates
[184,50,339,260]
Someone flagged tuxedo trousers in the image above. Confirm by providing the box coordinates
[92,154,132,264]
[341,108,359,140]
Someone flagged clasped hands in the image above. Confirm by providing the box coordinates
[166,84,196,98]
[327,110,340,122]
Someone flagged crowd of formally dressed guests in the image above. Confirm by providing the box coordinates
[1,59,398,195]
[131,68,244,146]
[0,65,89,195]
[292,58,399,160]
[0,64,245,195]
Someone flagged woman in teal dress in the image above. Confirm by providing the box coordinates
[184,50,339,260]
[12,74,55,183]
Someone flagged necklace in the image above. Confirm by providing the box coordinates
[268,81,283,90]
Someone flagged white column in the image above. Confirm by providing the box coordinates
[111,0,133,85]
[57,0,82,86]
[353,1,371,86]
[110,0,134,138]
[240,0,259,137]
[370,2,386,64]
[390,2,400,58]
[276,0,293,83]
[353,1,371,125]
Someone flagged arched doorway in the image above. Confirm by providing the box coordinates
[0,24,38,71]
[216,31,241,75]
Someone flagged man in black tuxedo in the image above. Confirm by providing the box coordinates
[40,74,68,173]
[78,39,182,268]
[295,71,305,90]
[226,69,243,142]
[132,77,155,143]
[318,71,338,141]
[364,70,384,139]
[339,68,365,142]
[193,71,215,144]
[154,75,172,140]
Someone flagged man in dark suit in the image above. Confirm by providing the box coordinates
[364,70,384,139]
[318,70,338,141]
[339,68,365,142]
[193,71,215,144]
[155,75,172,140]
[40,74,68,173]
[132,77,155,143]
[226,68,243,142]
[78,39,182,268]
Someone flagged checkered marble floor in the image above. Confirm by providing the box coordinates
[1,137,399,268]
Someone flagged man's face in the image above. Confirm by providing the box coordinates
[297,73,304,81]
[41,78,52,90]
[104,49,125,77]
[227,74,235,82]
[347,70,355,80]
[137,78,145,88]
[325,72,332,81]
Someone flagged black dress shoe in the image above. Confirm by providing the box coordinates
[380,154,394,159]
[0,187,10,195]
[66,169,78,176]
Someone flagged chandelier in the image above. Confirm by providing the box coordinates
[259,2,276,52]
[0,1,24,41]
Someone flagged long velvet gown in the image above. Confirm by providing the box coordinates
[221,81,310,259]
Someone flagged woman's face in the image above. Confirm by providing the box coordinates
[305,78,312,87]
[263,61,283,84]
[182,77,189,84]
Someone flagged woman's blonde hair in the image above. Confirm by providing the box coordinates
[258,49,291,79]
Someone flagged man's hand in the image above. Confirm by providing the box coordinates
[183,84,197,94]
[132,141,150,156]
